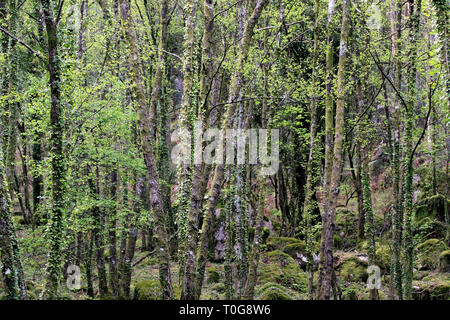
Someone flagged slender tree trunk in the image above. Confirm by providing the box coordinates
[41,0,66,299]
[403,0,422,300]
[119,0,173,299]
[317,0,336,296]
[318,0,349,300]
[90,166,108,297]
[108,169,119,297]
[303,0,320,300]
[390,0,404,300]
[0,127,20,299]
[181,0,216,299]
[194,0,268,299]
[361,148,379,300]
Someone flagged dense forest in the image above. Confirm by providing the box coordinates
[0,0,448,301]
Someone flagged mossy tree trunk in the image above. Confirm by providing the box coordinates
[194,0,268,300]
[317,0,349,300]
[317,0,336,297]
[119,0,173,299]
[303,0,320,300]
[179,0,198,300]
[0,127,21,299]
[389,0,404,300]
[41,0,66,299]
[403,0,422,300]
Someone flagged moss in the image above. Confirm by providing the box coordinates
[99,293,117,300]
[413,274,450,300]
[414,217,446,241]
[337,256,368,283]
[439,250,450,273]
[133,279,161,300]
[283,242,306,258]
[210,282,225,293]
[375,244,392,271]
[259,250,306,292]
[256,282,296,300]
[262,227,270,243]
[266,236,305,253]
[357,240,369,252]
[415,195,449,222]
[200,288,222,300]
[206,266,221,284]
[341,283,368,300]
[415,239,449,270]
[334,233,342,249]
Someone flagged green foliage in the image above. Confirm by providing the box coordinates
[133,279,161,300]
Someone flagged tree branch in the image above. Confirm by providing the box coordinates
[0,26,46,62]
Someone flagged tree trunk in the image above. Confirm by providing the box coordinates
[119,0,173,299]
[317,0,349,300]
[194,0,268,299]
[41,0,66,299]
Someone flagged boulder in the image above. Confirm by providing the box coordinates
[439,250,450,273]
[415,239,449,270]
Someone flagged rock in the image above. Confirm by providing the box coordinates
[439,250,450,273]
[415,195,449,223]
[259,250,307,292]
[266,236,305,258]
[416,239,449,270]
[337,255,369,283]
[414,217,446,241]
[210,282,225,293]
[412,274,450,300]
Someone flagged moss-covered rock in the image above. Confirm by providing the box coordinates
[133,279,161,300]
[412,273,450,300]
[337,256,368,283]
[414,217,446,241]
[265,237,306,260]
[375,244,392,272]
[266,237,304,251]
[256,282,298,300]
[415,239,449,270]
[415,195,449,222]
[259,250,307,293]
[206,266,221,284]
[439,250,450,273]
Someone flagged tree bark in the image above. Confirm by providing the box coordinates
[317,0,349,300]
[119,0,173,299]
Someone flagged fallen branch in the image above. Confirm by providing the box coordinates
[132,249,157,267]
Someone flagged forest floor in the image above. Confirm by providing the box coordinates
[6,195,449,300]
[2,158,450,300]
